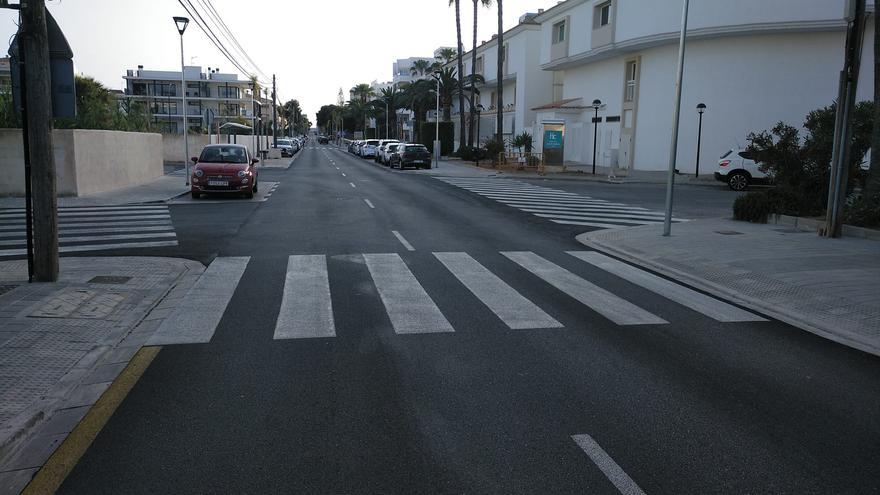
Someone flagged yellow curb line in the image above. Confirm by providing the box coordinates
[22,346,161,494]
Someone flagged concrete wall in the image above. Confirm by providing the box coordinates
[163,133,210,164]
[0,129,163,197]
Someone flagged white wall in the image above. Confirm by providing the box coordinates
[0,129,163,197]
[163,133,210,163]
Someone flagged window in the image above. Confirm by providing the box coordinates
[474,56,484,75]
[624,61,637,102]
[218,86,241,99]
[199,146,249,164]
[596,1,612,27]
[152,101,178,115]
[552,21,566,44]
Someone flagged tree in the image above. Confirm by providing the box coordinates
[377,87,403,139]
[400,79,435,143]
[867,5,880,198]
[468,0,493,148]
[437,47,457,65]
[55,75,151,132]
[435,67,460,121]
[350,83,374,103]
[450,0,466,152]
[409,59,433,78]
[495,0,504,148]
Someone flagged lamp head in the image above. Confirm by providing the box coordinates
[173,16,189,35]
[592,99,602,109]
[697,102,707,113]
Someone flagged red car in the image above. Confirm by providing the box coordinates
[190,144,259,199]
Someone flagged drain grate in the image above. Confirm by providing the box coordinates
[714,230,744,235]
[88,276,132,285]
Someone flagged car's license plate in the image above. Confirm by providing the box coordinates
[208,180,228,186]
[413,160,423,164]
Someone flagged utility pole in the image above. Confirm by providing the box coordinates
[662,0,690,237]
[272,74,278,148]
[21,0,58,281]
[825,0,866,238]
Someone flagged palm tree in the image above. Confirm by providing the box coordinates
[377,87,402,139]
[437,47,457,65]
[435,67,459,121]
[400,79,436,143]
[450,0,466,152]
[410,59,433,78]
[350,83,374,103]
[495,0,504,148]
[469,0,493,148]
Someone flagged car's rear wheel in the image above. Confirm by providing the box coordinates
[727,171,749,191]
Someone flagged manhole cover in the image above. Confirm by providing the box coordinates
[714,230,744,235]
[88,276,132,285]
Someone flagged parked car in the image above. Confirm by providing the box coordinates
[276,138,297,157]
[190,144,259,199]
[381,143,401,165]
[349,140,361,154]
[714,149,771,191]
[360,139,380,158]
[318,135,329,144]
[375,140,399,163]
[391,143,432,169]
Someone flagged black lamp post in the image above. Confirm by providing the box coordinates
[695,103,706,177]
[173,16,190,183]
[475,104,484,148]
[591,99,602,175]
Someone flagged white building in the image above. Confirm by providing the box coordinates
[120,65,265,134]
[447,12,555,148]
[392,56,438,86]
[531,0,874,172]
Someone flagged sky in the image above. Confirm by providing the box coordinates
[0,0,561,122]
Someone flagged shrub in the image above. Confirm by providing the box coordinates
[511,132,533,153]
[844,193,880,228]
[484,138,506,163]
[457,146,488,162]
[733,191,778,223]
[419,121,455,156]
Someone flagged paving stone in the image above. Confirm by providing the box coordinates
[61,382,110,409]
[81,362,127,386]
[36,406,90,436]
[0,433,66,471]
[0,468,37,495]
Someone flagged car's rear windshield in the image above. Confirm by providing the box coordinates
[199,146,248,163]
[366,140,380,145]
[720,150,733,159]
[388,144,399,151]
[406,145,428,152]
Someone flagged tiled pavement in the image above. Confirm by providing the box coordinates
[0,257,204,494]
[578,218,880,356]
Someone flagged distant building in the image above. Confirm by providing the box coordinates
[392,56,438,86]
[119,65,267,134]
[0,57,12,95]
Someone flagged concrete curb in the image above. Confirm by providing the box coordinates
[575,231,880,358]
[0,258,205,493]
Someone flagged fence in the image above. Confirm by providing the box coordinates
[494,151,564,175]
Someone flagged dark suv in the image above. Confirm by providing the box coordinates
[391,144,432,169]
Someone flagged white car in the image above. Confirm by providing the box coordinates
[375,140,399,163]
[360,139,380,158]
[380,142,402,165]
[714,149,771,191]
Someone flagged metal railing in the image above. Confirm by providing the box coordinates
[495,151,556,175]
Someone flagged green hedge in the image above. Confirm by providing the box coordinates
[420,122,454,156]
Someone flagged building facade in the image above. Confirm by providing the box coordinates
[120,65,267,135]
[531,0,874,172]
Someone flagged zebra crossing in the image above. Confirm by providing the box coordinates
[0,204,178,259]
[435,177,686,229]
[150,250,765,346]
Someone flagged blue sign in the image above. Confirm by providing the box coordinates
[543,130,563,150]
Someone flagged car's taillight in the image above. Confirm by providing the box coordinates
[719,160,730,167]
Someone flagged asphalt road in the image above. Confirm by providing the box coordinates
[58,142,880,494]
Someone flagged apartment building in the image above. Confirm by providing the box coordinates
[531,0,873,171]
[120,65,267,134]
[446,12,555,147]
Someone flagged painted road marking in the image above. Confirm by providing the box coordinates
[342,172,346,177]
[364,199,376,209]
[391,230,415,251]
[274,255,336,339]
[434,252,562,330]
[147,257,250,345]
[502,252,667,326]
[0,240,179,258]
[568,251,766,322]
[572,434,646,495]
[363,253,454,334]
[350,182,356,188]
[0,231,176,246]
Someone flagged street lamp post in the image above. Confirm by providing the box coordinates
[173,16,190,185]
[695,103,706,178]
[662,0,691,237]
[475,104,484,147]
[433,70,441,167]
[591,99,602,175]
[385,100,389,140]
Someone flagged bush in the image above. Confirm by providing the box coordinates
[420,121,455,156]
[733,191,778,223]
[484,138,506,163]
[457,146,488,162]
[844,193,880,228]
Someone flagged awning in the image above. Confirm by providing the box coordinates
[531,97,588,111]
[219,122,253,132]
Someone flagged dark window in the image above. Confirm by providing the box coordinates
[199,146,249,164]
[738,151,755,160]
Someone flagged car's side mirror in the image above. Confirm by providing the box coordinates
[252,158,259,164]
[191,157,199,163]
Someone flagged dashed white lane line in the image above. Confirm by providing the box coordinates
[571,434,646,495]
[391,230,415,251]
[341,172,346,177]
[349,182,356,188]
[364,199,376,209]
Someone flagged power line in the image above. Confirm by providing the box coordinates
[198,0,268,80]
[176,0,252,78]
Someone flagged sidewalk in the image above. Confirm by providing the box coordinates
[429,158,721,184]
[0,172,189,209]
[578,219,880,356]
[0,257,204,494]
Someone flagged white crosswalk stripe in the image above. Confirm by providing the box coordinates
[502,251,668,325]
[274,255,336,339]
[567,251,766,322]
[435,178,686,229]
[364,253,454,334]
[0,204,178,259]
[154,251,768,345]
